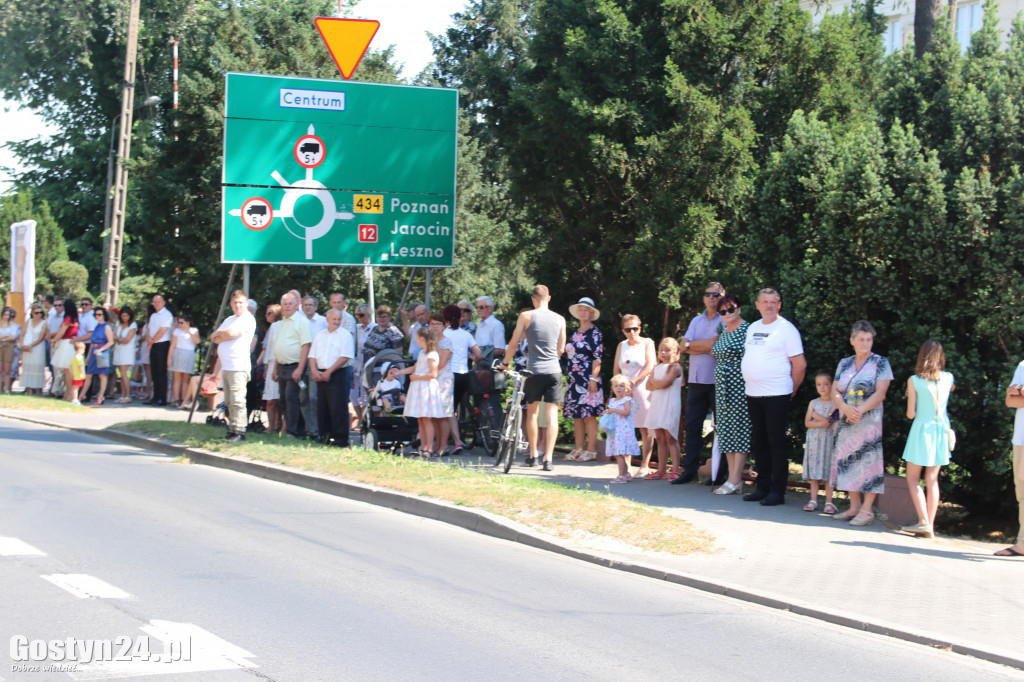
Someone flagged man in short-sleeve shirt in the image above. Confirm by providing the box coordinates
[274,292,314,439]
[475,296,506,365]
[674,282,724,484]
[212,290,257,442]
[740,288,806,506]
[144,295,174,406]
[1001,363,1024,556]
[310,309,355,447]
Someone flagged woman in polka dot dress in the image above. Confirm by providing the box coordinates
[710,295,751,495]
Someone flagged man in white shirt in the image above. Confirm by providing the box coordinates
[402,303,429,360]
[474,295,506,365]
[212,290,257,442]
[740,288,806,507]
[144,294,174,406]
[302,296,328,336]
[310,309,354,447]
[1001,366,1024,557]
[328,292,357,336]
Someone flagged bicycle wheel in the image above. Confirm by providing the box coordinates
[457,398,477,450]
[478,402,500,458]
[503,408,522,474]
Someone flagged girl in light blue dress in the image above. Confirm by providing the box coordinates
[901,340,955,538]
[604,375,641,484]
[399,328,446,457]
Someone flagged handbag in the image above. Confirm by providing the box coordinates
[96,349,110,369]
[927,379,956,452]
[598,411,615,434]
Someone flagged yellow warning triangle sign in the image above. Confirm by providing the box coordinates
[315,18,380,80]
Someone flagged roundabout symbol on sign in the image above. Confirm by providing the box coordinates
[228,124,354,260]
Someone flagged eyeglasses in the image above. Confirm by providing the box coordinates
[459,308,471,314]
[703,292,722,298]
[94,312,104,317]
[476,305,490,310]
[719,306,738,316]
[32,311,43,315]
[356,313,367,318]
[81,302,92,307]
[622,327,640,332]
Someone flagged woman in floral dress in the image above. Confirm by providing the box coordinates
[831,320,893,527]
[563,297,604,462]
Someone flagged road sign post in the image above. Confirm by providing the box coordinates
[221,73,457,268]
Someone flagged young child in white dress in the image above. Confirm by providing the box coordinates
[397,328,445,457]
[643,338,684,480]
[605,374,641,484]
[803,371,838,513]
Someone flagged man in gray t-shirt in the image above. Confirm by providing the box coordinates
[502,285,566,471]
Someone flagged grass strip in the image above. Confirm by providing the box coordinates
[0,394,91,413]
[110,420,714,556]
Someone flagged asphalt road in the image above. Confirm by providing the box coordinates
[1,416,1021,682]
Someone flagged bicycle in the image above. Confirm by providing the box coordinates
[456,366,504,457]
[492,362,531,473]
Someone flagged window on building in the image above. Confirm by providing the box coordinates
[956,2,984,53]
[883,20,902,54]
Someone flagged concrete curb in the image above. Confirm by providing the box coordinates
[4,409,1022,671]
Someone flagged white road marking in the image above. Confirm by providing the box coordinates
[40,574,132,599]
[69,621,257,680]
[0,536,46,556]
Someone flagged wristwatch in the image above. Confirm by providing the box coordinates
[684,340,691,350]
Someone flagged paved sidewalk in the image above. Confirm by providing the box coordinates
[3,401,1023,668]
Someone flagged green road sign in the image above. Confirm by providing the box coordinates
[221,73,457,267]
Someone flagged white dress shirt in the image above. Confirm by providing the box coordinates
[310,327,355,370]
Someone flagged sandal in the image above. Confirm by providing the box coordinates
[577,450,597,462]
[610,475,630,484]
[92,396,104,406]
[832,509,856,521]
[635,468,652,478]
[645,470,668,480]
[803,500,818,512]
[668,470,682,481]
[849,510,875,527]
[823,503,838,515]
[714,481,740,495]
[565,449,582,461]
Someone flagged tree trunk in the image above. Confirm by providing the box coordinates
[914,0,945,58]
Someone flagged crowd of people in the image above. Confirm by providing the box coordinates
[3,281,1023,557]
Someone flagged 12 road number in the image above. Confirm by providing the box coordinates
[358,224,378,243]
[353,194,383,213]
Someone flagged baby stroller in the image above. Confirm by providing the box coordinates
[245,361,266,433]
[360,349,418,452]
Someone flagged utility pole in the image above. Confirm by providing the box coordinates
[100,0,141,307]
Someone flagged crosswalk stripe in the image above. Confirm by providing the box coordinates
[0,536,46,556]
[41,574,132,599]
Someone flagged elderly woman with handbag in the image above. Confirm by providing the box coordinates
[831,320,893,527]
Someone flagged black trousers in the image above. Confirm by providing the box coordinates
[150,341,170,402]
[277,362,305,438]
[316,365,351,447]
[682,382,715,474]
[746,394,792,497]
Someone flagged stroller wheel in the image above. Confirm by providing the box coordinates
[362,428,380,452]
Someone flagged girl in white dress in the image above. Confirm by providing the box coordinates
[113,307,138,403]
[398,328,445,457]
[643,338,685,480]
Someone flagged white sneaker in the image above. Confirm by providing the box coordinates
[71,400,81,406]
